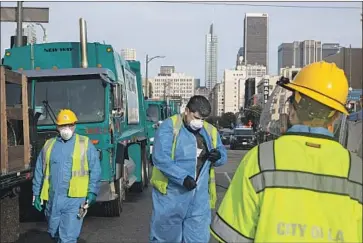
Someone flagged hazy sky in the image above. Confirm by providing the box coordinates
[1,1,361,85]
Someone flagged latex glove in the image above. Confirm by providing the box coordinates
[183,176,197,191]
[32,196,43,212]
[86,192,97,206]
[208,149,221,164]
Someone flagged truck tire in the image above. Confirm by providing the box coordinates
[132,144,148,192]
[101,178,125,217]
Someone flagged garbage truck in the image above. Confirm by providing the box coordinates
[2,18,150,217]
[0,66,40,241]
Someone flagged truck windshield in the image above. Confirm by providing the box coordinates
[33,77,106,125]
[146,104,159,122]
[234,129,254,136]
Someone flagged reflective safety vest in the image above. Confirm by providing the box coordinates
[40,134,90,201]
[150,114,219,209]
[211,135,363,243]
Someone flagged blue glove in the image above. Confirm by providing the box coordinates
[86,192,97,206]
[33,196,43,212]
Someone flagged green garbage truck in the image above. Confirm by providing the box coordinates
[2,18,150,217]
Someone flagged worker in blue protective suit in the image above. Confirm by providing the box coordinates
[149,95,228,243]
[32,109,101,243]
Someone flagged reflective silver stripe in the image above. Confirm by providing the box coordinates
[258,141,275,171]
[250,170,363,204]
[348,151,362,184]
[211,213,254,243]
[42,139,55,173]
[173,115,183,136]
[73,135,89,177]
[44,175,50,180]
[209,178,216,183]
[72,170,89,177]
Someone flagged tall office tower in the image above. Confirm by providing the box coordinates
[243,13,269,72]
[120,48,137,61]
[205,23,218,90]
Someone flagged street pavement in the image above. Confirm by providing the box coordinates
[16,147,248,243]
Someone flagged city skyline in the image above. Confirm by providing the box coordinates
[0,2,361,79]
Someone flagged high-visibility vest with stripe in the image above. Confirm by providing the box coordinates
[211,136,363,243]
[40,134,90,201]
[150,114,219,209]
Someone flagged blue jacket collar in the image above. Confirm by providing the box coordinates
[286,125,334,138]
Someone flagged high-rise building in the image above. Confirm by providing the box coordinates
[15,23,37,44]
[194,78,201,89]
[195,87,209,100]
[277,40,324,70]
[236,47,245,67]
[210,83,224,116]
[293,40,322,67]
[152,72,194,104]
[244,78,256,108]
[159,66,175,76]
[205,23,218,90]
[277,43,294,72]
[322,43,340,59]
[120,48,137,61]
[243,13,269,72]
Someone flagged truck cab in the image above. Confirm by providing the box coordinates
[230,126,256,150]
[145,100,168,160]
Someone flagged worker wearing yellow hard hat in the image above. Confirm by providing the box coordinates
[32,109,102,243]
[211,61,362,243]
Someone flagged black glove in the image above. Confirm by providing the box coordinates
[183,175,197,191]
[208,149,221,163]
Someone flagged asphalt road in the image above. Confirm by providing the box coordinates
[16,148,248,243]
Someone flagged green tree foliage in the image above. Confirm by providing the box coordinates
[241,105,263,128]
[220,112,237,128]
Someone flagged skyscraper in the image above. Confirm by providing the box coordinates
[120,48,137,61]
[277,43,294,72]
[205,24,218,90]
[322,43,340,59]
[243,13,269,72]
[293,40,322,67]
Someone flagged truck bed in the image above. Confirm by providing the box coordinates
[0,66,31,190]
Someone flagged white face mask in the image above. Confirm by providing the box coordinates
[189,119,204,130]
[59,127,73,140]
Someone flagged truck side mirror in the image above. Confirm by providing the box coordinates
[112,84,124,117]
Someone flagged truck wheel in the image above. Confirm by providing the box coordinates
[102,178,124,217]
[132,145,148,192]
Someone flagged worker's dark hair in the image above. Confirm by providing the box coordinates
[186,95,211,118]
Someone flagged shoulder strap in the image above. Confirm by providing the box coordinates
[203,121,218,148]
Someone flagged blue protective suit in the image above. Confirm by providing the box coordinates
[287,124,334,137]
[32,134,101,243]
[149,118,227,243]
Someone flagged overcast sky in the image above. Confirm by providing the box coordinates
[1,1,361,85]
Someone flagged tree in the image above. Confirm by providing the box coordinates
[220,112,237,128]
[241,105,263,129]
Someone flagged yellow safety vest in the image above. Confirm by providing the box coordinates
[40,134,90,201]
[211,135,363,243]
[150,114,219,209]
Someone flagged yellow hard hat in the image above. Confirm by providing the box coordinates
[279,61,349,115]
[56,109,78,125]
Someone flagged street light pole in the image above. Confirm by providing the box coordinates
[145,54,165,98]
[16,1,23,47]
[36,23,47,43]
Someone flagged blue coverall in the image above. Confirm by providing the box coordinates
[32,134,101,243]
[149,118,228,243]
